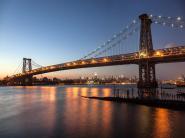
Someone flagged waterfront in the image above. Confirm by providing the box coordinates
[0,85,185,138]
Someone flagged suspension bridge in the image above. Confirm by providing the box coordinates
[4,13,185,93]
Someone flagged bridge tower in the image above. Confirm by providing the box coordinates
[21,58,33,85]
[137,14,158,95]
[23,58,32,73]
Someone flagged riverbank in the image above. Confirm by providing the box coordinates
[82,96,185,111]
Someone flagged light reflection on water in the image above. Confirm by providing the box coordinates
[153,109,171,138]
[0,85,185,138]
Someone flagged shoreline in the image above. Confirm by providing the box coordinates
[81,96,185,111]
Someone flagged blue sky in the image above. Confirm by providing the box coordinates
[0,0,185,79]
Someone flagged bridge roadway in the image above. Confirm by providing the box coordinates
[10,46,185,79]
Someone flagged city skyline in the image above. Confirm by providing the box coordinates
[0,0,185,80]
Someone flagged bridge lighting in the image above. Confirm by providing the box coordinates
[91,59,96,63]
[168,16,171,19]
[171,24,174,28]
[149,14,153,18]
[155,51,163,56]
[133,20,136,24]
[177,17,181,21]
[103,58,108,62]
[154,21,158,24]
[180,25,183,28]
[163,22,166,26]
[158,15,162,18]
[67,63,71,66]
[139,51,147,58]
[50,66,55,69]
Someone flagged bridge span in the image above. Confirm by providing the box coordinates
[9,46,185,79]
[4,13,185,93]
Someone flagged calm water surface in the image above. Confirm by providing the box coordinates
[0,85,185,138]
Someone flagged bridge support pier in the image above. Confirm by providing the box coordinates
[137,62,158,96]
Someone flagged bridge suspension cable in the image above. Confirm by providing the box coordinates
[150,14,184,29]
[80,18,139,59]
[32,60,43,69]
[12,61,22,75]
[12,59,43,75]
[94,26,139,58]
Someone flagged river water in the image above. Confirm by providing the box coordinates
[0,85,185,138]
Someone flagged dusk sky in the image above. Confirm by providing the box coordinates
[0,0,185,80]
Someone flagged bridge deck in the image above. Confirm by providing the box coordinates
[10,46,185,79]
